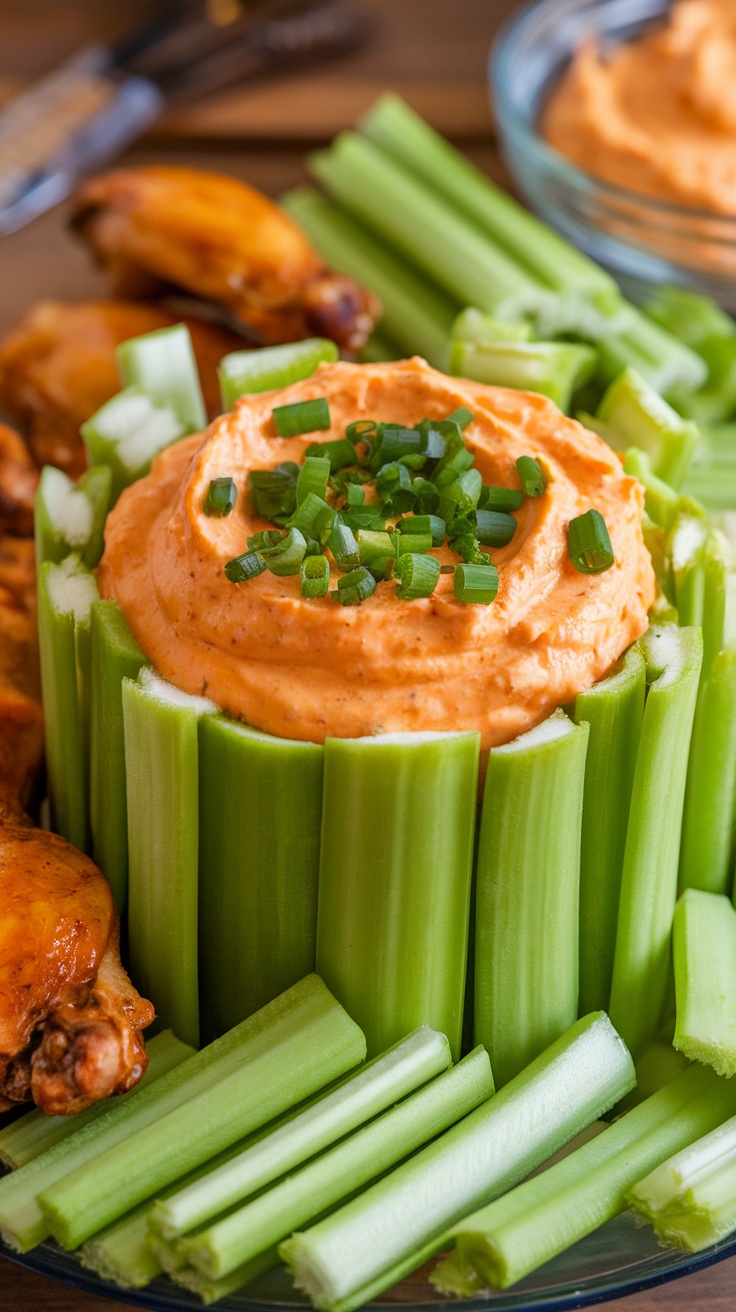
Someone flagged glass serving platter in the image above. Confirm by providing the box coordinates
[3,1215,736,1312]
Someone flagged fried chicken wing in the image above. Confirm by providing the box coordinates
[0,300,241,478]
[0,536,43,811]
[0,423,38,538]
[0,807,154,1116]
[71,166,379,352]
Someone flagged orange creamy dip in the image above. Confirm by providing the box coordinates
[98,358,655,751]
[543,0,736,213]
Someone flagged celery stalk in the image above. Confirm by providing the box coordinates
[683,464,736,510]
[701,530,736,680]
[89,600,146,913]
[629,1113,736,1251]
[116,323,206,434]
[198,715,323,1041]
[171,1249,279,1304]
[594,367,699,489]
[34,465,112,573]
[38,976,365,1251]
[123,669,216,1047]
[644,286,736,350]
[37,555,99,851]
[668,506,709,628]
[281,187,458,368]
[219,339,339,410]
[280,1012,634,1312]
[0,1030,192,1171]
[316,731,479,1060]
[152,1026,451,1242]
[186,1047,492,1281]
[450,339,597,413]
[609,625,702,1056]
[613,1037,689,1114]
[82,386,187,505]
[474,711,588,1086]
[451,308,533,343]
[309,133,548,323]
[679,646,736,895]
[622,448,679,530]
[359,94,620,313]
[596,308,708,400]
[678,338,736,427]
[673,889,736,1075]
[435,1062,736,1293]
[574,647,646,1014]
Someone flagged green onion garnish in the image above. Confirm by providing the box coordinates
[248,466,298,520]
[446,406,474,430]
[516,455,545,497]
[334,566,377,605]
[342,507,387,533]
[273,397,330,438]
[475,509,517,548]
[395,532,433,556]
[288,491,335,540]
[296,456,330,506]
[300,554,330,598]
[454,562,499,604]
[478,485,525,513]
[346,483,365,507]
[439,468,483,532]
[305,438,355,472]
[375,461,416,514]
[411,477,441,515]
[568,509,615,574]
[395,553,441,600]
[449,534,490,566]
[328,519,361,571]
[346,419,377,445]
[204,477,237,518]
[247,528,286,552]
[371,427,424,470]
[259,527,308,576]
[357,530,394,568]
[367,553,395,582]
[224,551,267,583]
[398,514,446,546]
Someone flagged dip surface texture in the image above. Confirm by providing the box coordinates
[543,0,736,213]
[98,358,654,749]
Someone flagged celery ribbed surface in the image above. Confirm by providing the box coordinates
[34,465,112,572]
[218,339,338,410]
[673,889,736,1075]
[116,323,206,434]
[629,1112,736,1251]
[680,646,736,896]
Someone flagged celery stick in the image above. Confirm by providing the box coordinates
[123,669,216,1047]
[702,530,736,680]
[309,134,548,323]
[37,555,99,851]
[622,448,679,530]
[679,338,736,428]
[609,625,703,1058]
[81,1204,165,1290]
[474,711,588,1086]
[89,600,146,913]
[668,506,709,628]
[172,1249,279,1304]
[281,187,458,368]
[616,1039,690,1114]
[594,367,699,489]
[186,1047,492,1281]
[34,464,112,573]
[198,715,323,1040]
[596,307,708,400]
[0,1030,192,1171]
[683,464,736,510]
[38,976,365,1251]
[574,647,646,1014]
[116,323,206,434]
[451,308,532,343]
[629,1113,736,1251]
[281,1012,635,1312]
[219,339,339,411]
[644,287,736,351]
[316,731,479,1060]
[82,386,187,504]
[680,647,736,895]
[451,338,597,414]
[435,1062,736,1293]
[360,94,620,313]
[153,1026,451,1242]
[673,889,736,1075]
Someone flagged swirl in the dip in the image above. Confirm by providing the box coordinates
[97,357,655,750]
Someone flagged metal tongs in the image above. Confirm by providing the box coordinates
[0,0,370,235]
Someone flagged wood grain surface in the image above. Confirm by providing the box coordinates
[0,2,733,1309]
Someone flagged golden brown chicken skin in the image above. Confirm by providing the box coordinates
[0,300,242,479]
[0,536,43,811]
[0,808,154,1116]
[71,166,379,352]
[0,423,38,538]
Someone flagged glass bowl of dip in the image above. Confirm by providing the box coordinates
[490,0,736,311]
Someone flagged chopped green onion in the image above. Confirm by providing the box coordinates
[328,519,360,571]
[439,468,483,532]
[395,553,440,600]
[516,455,545,497]
[375,461,416,514]
[346,483,365,507]
[357,530,394,568]
[367,554,395,582]
[475,509,516,548]
[398,514,445,545]
[449,535,489,566]
[568,509,615,575]
[297,455,330,506]
[341,507,386,533]
[478,485,524,513]
[204,477,237,518]
[346,419,377,444]
[248,529,285,552]
[224,552,267,584]
[446,406,474,429]
[334,567,376,605]
[305,437,355,471]
[453,562,498,604]
[371,426,424,469]
[218,339,338,410]
[248,466,297,520]
[273,397,331,438]
[260,527,307,577]
[301,555,330,599]
[288,492,335,540]
[395,532,433,556]
[411,477,441,515]
[673,889,736,1076]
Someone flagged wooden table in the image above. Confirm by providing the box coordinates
[0,1,734,1308]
